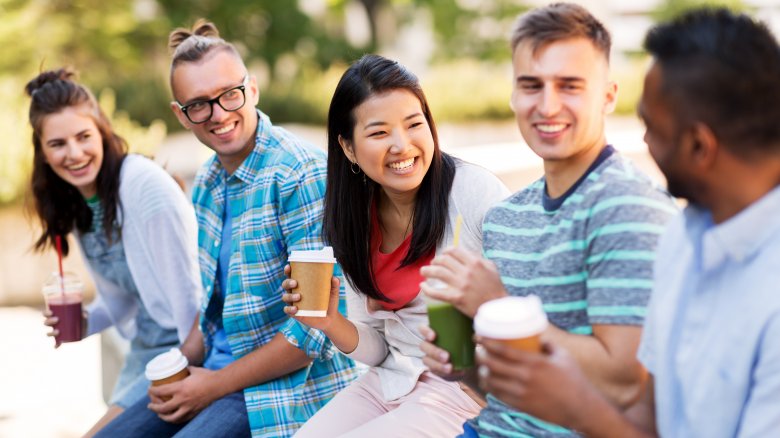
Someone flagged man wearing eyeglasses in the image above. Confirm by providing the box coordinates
[93,19,359,438]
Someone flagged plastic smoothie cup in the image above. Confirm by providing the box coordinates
[424,280,475,370]
[288,247,337,317]
[474,295,548,352]
[42,271,84,344]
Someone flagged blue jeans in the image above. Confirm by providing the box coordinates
[95,391,251,438]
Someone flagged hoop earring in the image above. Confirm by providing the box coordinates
[350,161,361,175]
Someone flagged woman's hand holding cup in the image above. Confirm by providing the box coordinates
[282,264,341,332]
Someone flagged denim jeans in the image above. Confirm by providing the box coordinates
[94,391,251,438]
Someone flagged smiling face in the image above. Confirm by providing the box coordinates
[39,105,104,198]
[511,37,617,167]
[170,49,259,174]
[340,89,435,200]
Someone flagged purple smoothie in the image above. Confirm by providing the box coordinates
[48,294,83,343]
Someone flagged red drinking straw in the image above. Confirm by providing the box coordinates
[55,235,65,296]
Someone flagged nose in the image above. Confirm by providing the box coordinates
[538,85,561,117]
[65,140,85,161]
[389,130,411,155]
[209,101,228,122]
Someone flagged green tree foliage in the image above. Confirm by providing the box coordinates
[652,0,749,22]
[415,0,527,61]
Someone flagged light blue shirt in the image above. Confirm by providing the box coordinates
[203,186,234,371]
[638,186,780,437]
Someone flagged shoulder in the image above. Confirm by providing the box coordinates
[484,178,545,225]
[580,154,678,223]
[262,120,327,174]
[452,159,509,193]
[589,154,673,203]
[119,154,189,209]
[450,159,511,205]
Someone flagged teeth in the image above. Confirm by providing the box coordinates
[389,157,415,170]
[67,162,89,171]
[537,124,566,133]
[214,125,234,135]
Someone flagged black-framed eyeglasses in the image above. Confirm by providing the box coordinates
[175,75,249,124]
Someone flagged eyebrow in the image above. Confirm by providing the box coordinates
[516,75,585,84]
[183,78,245,105]
[45,129,92,146]
[363,112,424,130]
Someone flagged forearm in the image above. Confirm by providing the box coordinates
[547,325,644,407]
[210,333,312,397]
[321,313,359,354]
[575,391,655,438]
[179,316,205,366]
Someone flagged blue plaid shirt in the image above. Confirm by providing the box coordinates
[192,111,358,437]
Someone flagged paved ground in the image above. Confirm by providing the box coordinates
[0,307,106,438]
[0,116,662,437]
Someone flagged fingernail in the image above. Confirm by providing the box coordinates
[478,365,489,379]
[439,352,448,361]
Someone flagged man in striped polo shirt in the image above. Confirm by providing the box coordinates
[475,8,780,437]
[420,3,676,437]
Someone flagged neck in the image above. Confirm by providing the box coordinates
[377,187,417,252]
[544,140,605,198]
[704,156,780,224]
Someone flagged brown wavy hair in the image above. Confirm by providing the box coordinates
[26,68,127,255]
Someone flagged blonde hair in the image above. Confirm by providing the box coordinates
[168,19,241,74]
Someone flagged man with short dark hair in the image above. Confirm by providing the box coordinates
[420,3,676,437]
[477,8,780,437]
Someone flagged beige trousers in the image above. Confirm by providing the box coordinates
[294,369,481,437]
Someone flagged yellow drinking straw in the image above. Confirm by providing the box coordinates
[453,214,463,247]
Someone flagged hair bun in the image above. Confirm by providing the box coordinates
[168,18,220,52]
[25,68,76,97]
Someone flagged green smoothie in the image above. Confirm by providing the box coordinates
[426,302,475,370]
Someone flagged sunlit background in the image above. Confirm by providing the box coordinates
[1,0,778,436]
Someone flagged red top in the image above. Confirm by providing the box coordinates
[370,207,434,311]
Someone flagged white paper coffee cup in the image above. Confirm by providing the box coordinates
[145,348,189,390]
[474,295,548,352]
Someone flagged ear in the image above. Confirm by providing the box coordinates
[603,80,618,114]
[248,75,260,107]
[338,135,357,163]
[170,101,191,130]
[688,122,718,170]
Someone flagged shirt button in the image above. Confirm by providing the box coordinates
[214,240,219,247]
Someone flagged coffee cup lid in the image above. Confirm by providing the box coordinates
[474,295,548,339]
[288,246,337,263]
[145,348,189,381]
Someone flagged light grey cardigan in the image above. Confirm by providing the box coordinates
[343,160,511,401]
[81,154,201,343]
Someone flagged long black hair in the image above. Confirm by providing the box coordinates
[26,68,127,255]
[323,54,456,302]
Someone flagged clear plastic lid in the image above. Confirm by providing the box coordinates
[474,295,548,339]
[145,348,189,381]
[42,271,83,296]
[288,246,337,263]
